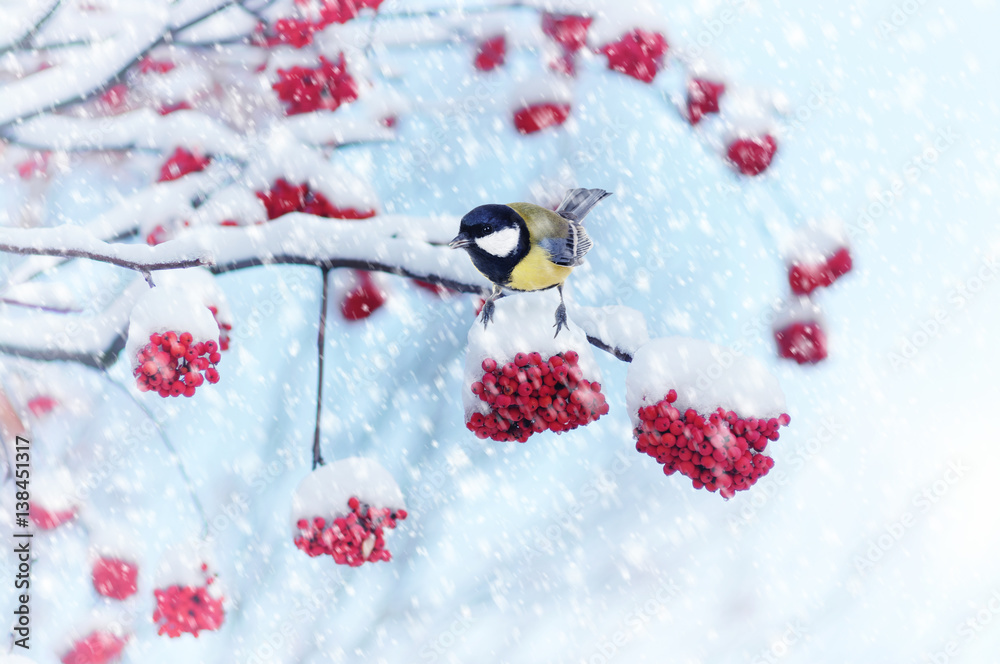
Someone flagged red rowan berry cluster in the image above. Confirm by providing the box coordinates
[61,630,128,664]
[295,496,407,567]
[774,321,827,364]
[541,12,591,75]
[27,394,58,416]
[789,247,853,296]
[153,566,224,638]
[634,389,790,499]
[542,13,592,52]
[599,29,669,83]
[474,35,506,71]
[687,78,726,125]
[92,556,139,600]
[272,54,358,116]
[513,103,571,135]
[468,351,610,443]
[261,0,385,48]
[157,147,210,183]
[133,331,221,397]
[29,502,77,530]
[256,177,375,220]
[341,271,386,321]
[727,135,778,176]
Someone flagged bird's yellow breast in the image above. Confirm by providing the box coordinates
[506,244,573,291]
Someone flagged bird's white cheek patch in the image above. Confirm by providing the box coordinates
[475,227,520,257]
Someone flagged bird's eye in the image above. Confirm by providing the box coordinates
[482,225,492,234]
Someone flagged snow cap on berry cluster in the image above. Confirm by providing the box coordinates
[509,71,573,110]
[773,296,825,331]
[188,184,268,227]
[463,289,600,419]
[585,0,669,46]
[290,457,405,530]
[152,268,233,337]
[781,218,850,267]
[243,128,379,216]
[29,466,78,529]
[88,522,144,567]
[626,337,786,428]
[571,303,650,360]
[125,286,220,372]
[154,539,222,592]
[719,87,779,140]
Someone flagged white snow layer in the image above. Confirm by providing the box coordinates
[175,4,258,43]
[0,1,167,126]
[572,303,650,358]
[782,218,849,266]
[152,267,232,328]
[626,337,786,426]
[772,296,824,330]
[124,285,221,370]
[0,0,59,49]
[290,457,406,528]
[8,109,248,157]
[31,465,78,512]
[242,128,380,212]
[153,539,219,590]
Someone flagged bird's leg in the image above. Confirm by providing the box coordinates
[553,283,570,337]
[481,284,502,329]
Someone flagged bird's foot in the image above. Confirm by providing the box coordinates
[481,298,496,329]
[553,302,570,337]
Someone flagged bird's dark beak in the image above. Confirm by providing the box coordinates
[448,232,472,249]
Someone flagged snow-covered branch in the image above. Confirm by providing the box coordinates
[0,214,645,365]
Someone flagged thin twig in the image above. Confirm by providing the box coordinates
[312,267,330,470]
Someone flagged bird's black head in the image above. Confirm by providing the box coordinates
[449,204,528,285]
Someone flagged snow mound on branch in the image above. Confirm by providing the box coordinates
[154,539,220,591]
[626,337,786,427]
[587,1,670,46]
[509,71,573,109]
[32,466,78,513]
[189,184,268,227]
[243,129,379,214]
[572,304,650,358]
[719,87,779,138]
[782,218,849,266]
[463,289,601,418]
[773,296,824,329]
[153,268,232,329]
[290,458,406,529]
[88,521,145,564]
[124,286,220,370]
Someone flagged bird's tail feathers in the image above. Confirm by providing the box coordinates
[556,188,612,222]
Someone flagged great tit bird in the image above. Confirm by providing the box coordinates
[449,187,612,336]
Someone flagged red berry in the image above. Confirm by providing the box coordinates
[92,557,139,600]
[513,103,571,135]
[727,135,777,176]
[687,78,725,125]
[599,29,668,83]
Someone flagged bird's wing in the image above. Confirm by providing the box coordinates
[540,222,592,267]
[555,188,612,222]
[508,201,595,267]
